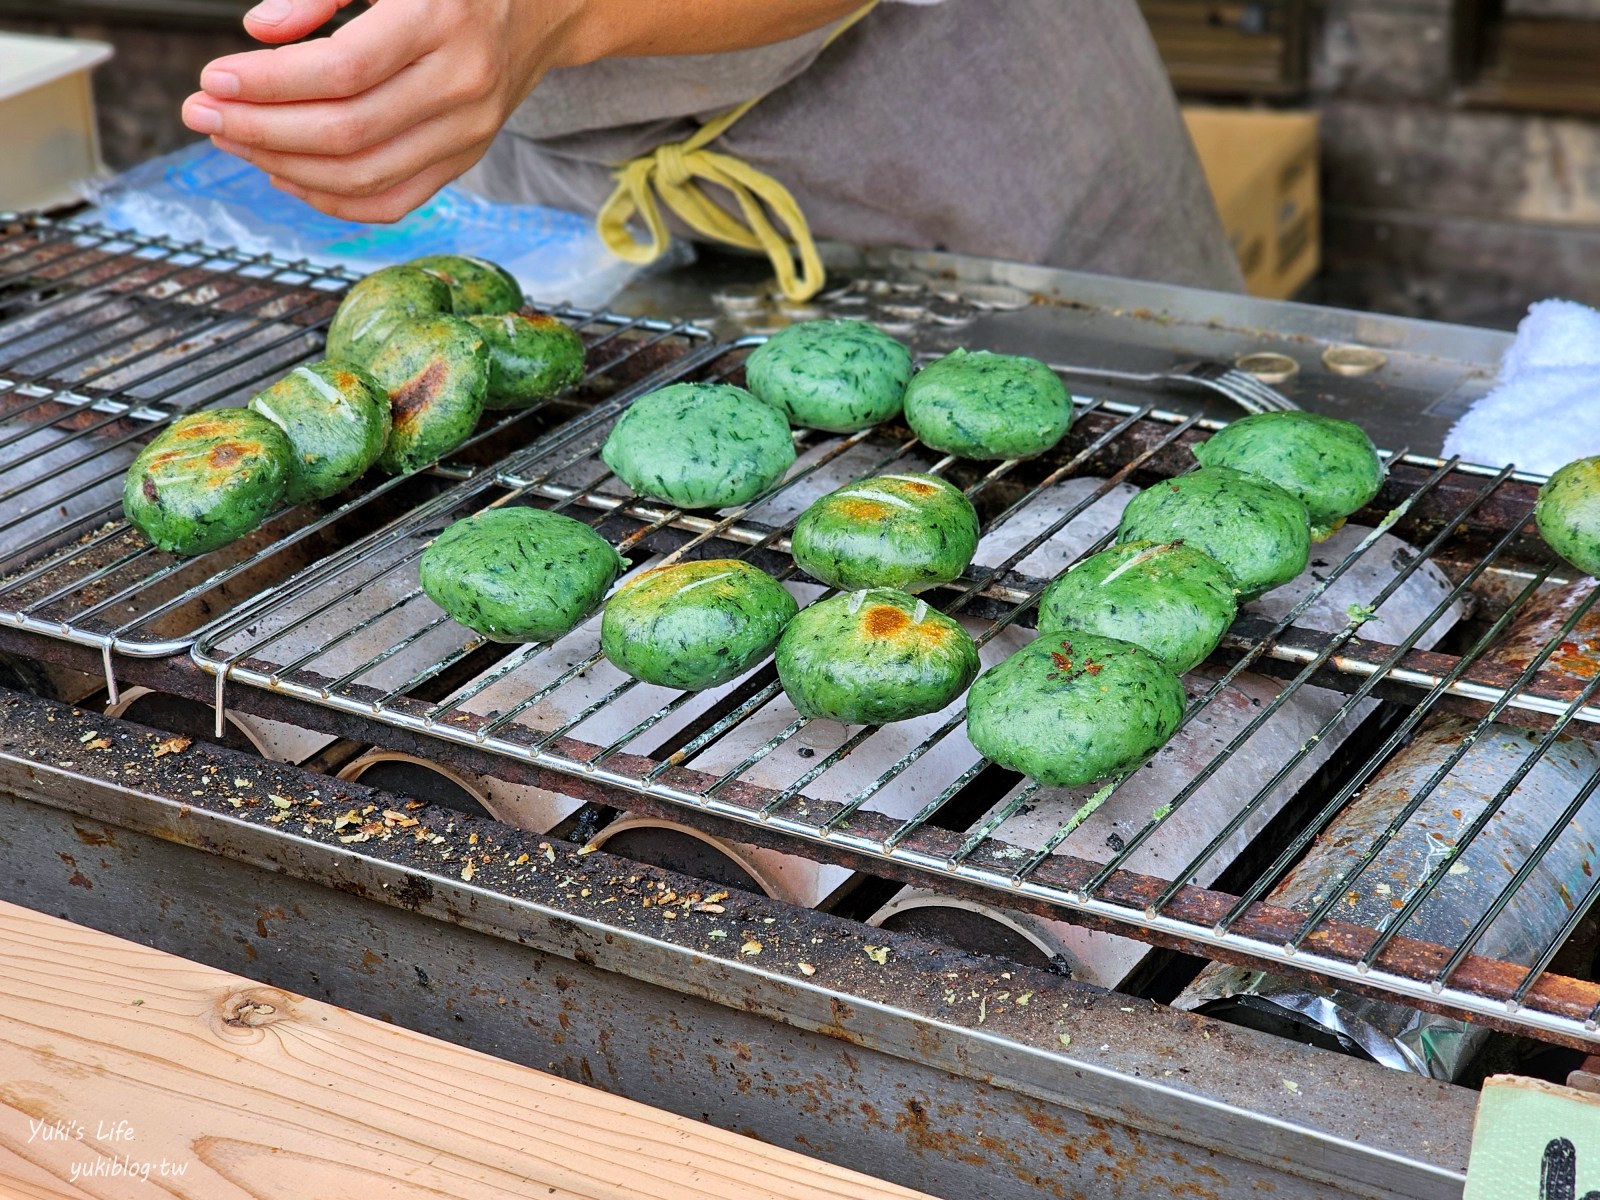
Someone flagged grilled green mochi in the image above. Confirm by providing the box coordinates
[1117,466,1311,601]
[1038,540,1238,674]
[122,409,292,557]
[466,312,586,410]
[325,265,451,366]
[247,361,391,504]
[744,319,912,432]
[902,347,1073,460]
[775,589,980,724]
[600,382,796,509]
[791,473,980,593]
[409,253,523,315]
[966,631,1187,788]
[365,316,489,475]
[601,559,798,691]
[420,506,627,643]
[1537,456,1600,578]
[1192,411,1385,540]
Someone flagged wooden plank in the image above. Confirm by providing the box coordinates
[0,901,930,1200]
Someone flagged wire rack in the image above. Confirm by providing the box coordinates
[189,326,1600,1048]
[0,215,713,697]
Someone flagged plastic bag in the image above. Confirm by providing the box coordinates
[84,142,677,309]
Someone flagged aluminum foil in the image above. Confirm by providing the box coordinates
[1176,719,1600,1081]
[1175,966,1472,1077]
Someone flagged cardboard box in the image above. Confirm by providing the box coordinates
[1183,107,1320,299]
[0,32,112,212]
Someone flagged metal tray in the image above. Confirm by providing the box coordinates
[190,331,1600,1052]
[0,215,712,696]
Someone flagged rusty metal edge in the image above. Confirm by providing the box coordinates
[0,686,1473,1198]
[5,624,1595,1057]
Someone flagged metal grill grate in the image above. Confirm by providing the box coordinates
[190,328,1600,1049]
[0,215,712,698]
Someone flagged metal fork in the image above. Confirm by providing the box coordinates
[1052,359,1300,416]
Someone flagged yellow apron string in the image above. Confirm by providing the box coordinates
[597,2,879,303]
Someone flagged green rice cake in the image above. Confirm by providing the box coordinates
[1117,466,1310,601]
[247,361,391,503]
[601,382,795,509]
[791,473,979,593]
[1037,540,1237,674]
[325,265,451,366]
[409,253,523,315]
[1193,411,1384,539]
[420,506,627,643]
[775,589,979,724]
[966,631,1186,787]
[903,348,1072,460]
[744,319,912,432]
[466,312,586,410]
[122,408,292,557]
[1538,456,1600,578]
[366,315,489,475]
[602,559,798,691]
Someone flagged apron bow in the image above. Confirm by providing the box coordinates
[595,2,879,304]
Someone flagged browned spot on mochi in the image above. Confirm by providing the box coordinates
[208,443,244,469]
[390,359,449,430]
[862,605,951,648]
[862,605,911,638]
[893,478,938,497]
[172,418,230,441]
[836,499,891,521]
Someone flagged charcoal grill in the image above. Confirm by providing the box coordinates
[1,210,1591,1199]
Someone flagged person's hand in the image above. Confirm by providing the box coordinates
[182,0,589,223]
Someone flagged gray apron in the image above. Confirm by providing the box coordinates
[462,0,1244,293]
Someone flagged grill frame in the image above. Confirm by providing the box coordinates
[188,335,1600,1052]
[0,215,714,701]
[7,213,1600,1057]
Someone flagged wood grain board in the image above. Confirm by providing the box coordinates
[0,901,930,1200]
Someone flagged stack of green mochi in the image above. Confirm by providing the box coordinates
[416,321,1390,799]
[428,321,1002,724]
[123,253,585,557]
[589,466,986,726]
[967,410,1386,787]
[776,469,983,724]
[590,321,1071,722]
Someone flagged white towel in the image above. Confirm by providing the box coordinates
[1442,299,1600,474]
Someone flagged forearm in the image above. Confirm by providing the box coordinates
[558,0,868,66]
[183,0,873,224]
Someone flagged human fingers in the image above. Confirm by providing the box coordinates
[270,146,487,224]
[185,72,463,158]
[210,95,500,199]
[240,0,355,45]
[195,0,431,105]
